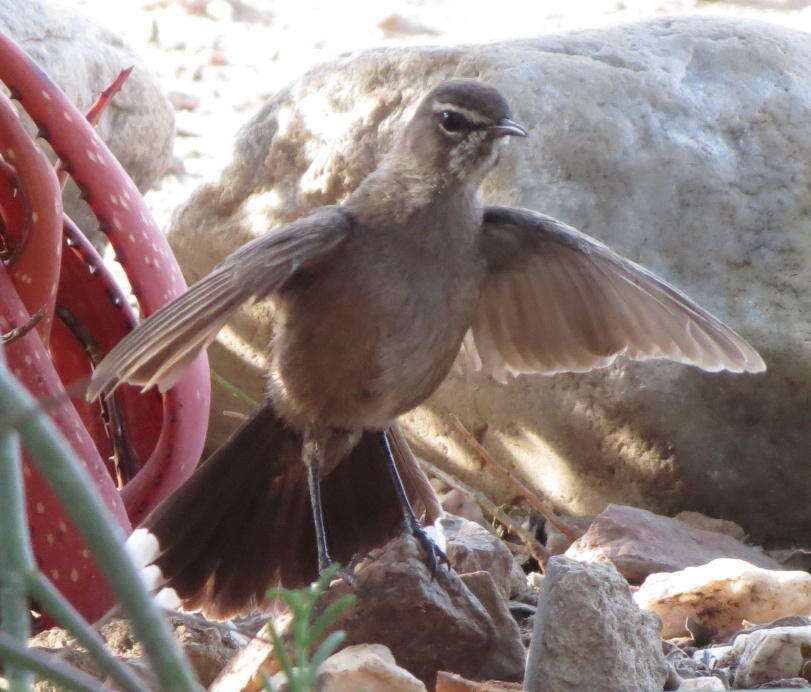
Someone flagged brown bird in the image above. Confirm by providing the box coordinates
[88,79,765,619]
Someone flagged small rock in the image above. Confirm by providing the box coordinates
[769,548,811,572]
[677,677,726,691]
[544,515,592,556]
[377,13,440,38]
[315,644,425,692]
[300,533,514,685]
[442,513,527,599]
[168,90,201,111]
[440,488,488,528]
[32,616,241,687]
[459,571,526,682]
[566,505,782,583]
[756,679,811,689]
[635,559,811,639]
[525,556,667,692]
[733,626,811,688]
[435,672,522,691]
[673,512,747,543]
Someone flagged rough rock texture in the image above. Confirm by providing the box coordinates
[635,558,811,639]
[733,626,811,689]
[0,0,174,241]
[314,644,426,692]
[32,615,241,688]
[524,556,667,692]
[306,533,522,686]
[672,511,748,542]
[565,504,781,582]
[167,16,810,547]
[443,513,527,598]
[458,571,527,681]
[435,672,522,691]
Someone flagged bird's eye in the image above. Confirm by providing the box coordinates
[438,110,469,134]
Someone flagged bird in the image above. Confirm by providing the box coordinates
[87,78,766,620]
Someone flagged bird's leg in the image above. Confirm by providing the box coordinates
[379,428,449,577]
[302,426,333,574]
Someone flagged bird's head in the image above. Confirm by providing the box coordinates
[398,79,527,186]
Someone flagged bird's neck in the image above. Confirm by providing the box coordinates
[345,154,477,222]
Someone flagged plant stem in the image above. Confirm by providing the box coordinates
[0,353,200,691]
[0,419,34,691]
[26,571,143,692]
[0,629,100,692]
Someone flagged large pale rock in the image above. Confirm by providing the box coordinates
[315,644,426,692]
[0,0,174,240]
[168,16,810,546]
[635,558,811,639]
[733,626,811,688]
[524,556,667,692]
[565,504,781,582]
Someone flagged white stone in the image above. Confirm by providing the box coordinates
[635,558,811,638]
[168,16,811,548]
[732,625,811,688]
[315,644,426,692]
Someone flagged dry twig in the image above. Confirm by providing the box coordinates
[450,415,581,542]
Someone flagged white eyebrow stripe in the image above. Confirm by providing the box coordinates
[432,101,491,126]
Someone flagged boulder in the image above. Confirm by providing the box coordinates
[565,504,781,582]
[0,0,174,242]
[168,16,810,547]
[524,556,667,692]
[635,558,811,639]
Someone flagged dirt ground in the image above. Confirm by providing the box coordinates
[65,0,811,229]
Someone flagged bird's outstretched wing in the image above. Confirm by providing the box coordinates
[467,205,765,381]
[87,207,351,400]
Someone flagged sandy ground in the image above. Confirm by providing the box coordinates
[62,0,811,229]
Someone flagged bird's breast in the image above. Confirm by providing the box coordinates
[267,223,485,429]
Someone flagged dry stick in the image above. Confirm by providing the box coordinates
[450,415,581,542]
[418,457,549,565]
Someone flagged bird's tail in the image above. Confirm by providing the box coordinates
[126,405,440,620]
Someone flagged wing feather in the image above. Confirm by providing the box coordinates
[87,207,351,400]
[471,206,765,379]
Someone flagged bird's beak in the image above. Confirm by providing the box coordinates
[489,118,528,138]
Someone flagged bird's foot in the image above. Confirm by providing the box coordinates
[318,560,359,589]
[409,521,450,579]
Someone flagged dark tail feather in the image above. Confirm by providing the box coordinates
[127,405,439,620]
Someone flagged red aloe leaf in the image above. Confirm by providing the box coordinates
[0,91,62,341]
[0,31,211,522]
[56,67,134,189]
[0,156,27,260]
[58,217,162,478]
[0,264,127,624]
